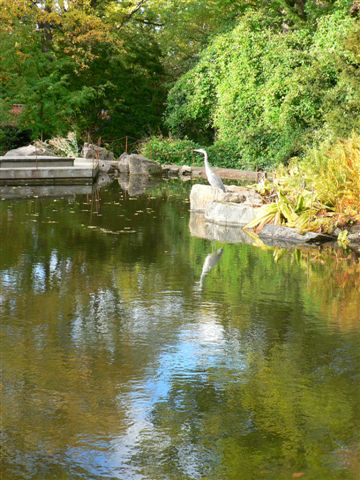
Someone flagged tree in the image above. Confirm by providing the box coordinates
[0,0,166,147]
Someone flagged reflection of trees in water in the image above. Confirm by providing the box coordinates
[0,183,359,479]
[130,247,360,479]
[289,248,360,332]
[132,312,360,480]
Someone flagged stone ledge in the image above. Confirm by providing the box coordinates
[189,212,254,244]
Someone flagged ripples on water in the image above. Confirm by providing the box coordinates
[0,180,359,480]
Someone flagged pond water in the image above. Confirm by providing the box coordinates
[1,180,359,480]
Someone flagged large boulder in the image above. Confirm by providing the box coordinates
[117,153,162,176]
[82,143,114,160]
[129,154,162,175]
[190,184,263,212]
[205,202,260,226]
[4,144,48,157]
[117,153,130,173]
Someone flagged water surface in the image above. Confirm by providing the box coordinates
[1,180,359,480]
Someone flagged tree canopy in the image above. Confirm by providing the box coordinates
[0,0,359,160]
[164,1,360,168]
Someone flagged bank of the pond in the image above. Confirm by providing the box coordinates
[3,140,359,251]
[189,183,360,251]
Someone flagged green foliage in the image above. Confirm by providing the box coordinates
[207,140,245,168]
[165,6,360,168]
[112,0,248,78]
[140,136,246,168]
[1,0,359,160]
[0,0,166,145]
[246,134,360,234]
[139,137,199,164]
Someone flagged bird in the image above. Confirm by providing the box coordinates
[198,248,224,290]
[194,148,226,192]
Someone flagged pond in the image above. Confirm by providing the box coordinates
[1,179,359,480]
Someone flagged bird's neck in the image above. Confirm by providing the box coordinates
[203,152,209,168]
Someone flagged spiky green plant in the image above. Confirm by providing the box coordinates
[246,134,360,235]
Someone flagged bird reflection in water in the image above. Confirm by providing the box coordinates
[197,247,224,291]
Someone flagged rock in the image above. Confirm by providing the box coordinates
[117,174,129,192]
[98,160,111,173]
[205,201,260,226]
[128,154,162,176]
[224,185,263,205]
[179,165,192,176]
[189,212,336,247]
[348,223,360,246]
[190,184,263,212]
[118,152,128,161]
[82,142,114,160]
[4,144,48,157]
[258,224,334,245]
[117,154,130,173]
[95,173,112,189]
[190,185,225,212]
[180,175,192,182]
[115,154,162,176]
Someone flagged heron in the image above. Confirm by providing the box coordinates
[194,149,226,192]
[198,248,224,290]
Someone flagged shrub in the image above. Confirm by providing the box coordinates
[140,136,266,169]
[207,140,244,169]
[139,137,199,165]
[247,133,360,234]
[165,7,359,168]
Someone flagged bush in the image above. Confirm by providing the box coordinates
[139,137,199,165]
[247,133,360,234]
[140,136,274,169]
[165,7,359,168]
[207,140,244,169]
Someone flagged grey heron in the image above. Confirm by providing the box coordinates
[198,248,224,290]
[194,148,226,192]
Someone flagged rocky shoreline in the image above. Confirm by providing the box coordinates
[3,144,359,251]
[189,184,360,251]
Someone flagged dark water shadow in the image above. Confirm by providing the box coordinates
[117,174,161,196]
